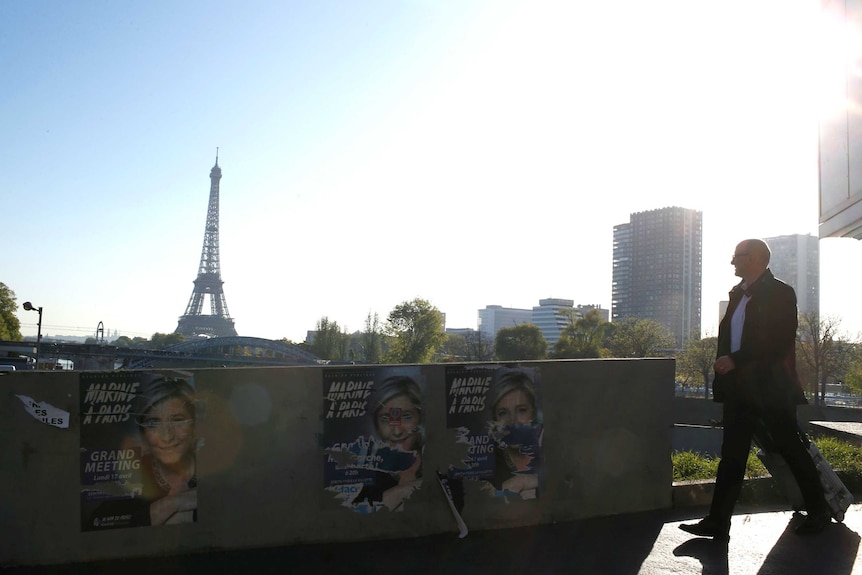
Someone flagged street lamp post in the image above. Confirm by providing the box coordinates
[23,301,43,369]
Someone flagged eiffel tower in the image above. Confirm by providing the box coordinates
[175,151,238,338]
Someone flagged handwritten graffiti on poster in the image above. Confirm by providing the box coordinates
[444,365,543,501]
[80,371,200,531]
[445,366,494,482]
[323,367,424,513]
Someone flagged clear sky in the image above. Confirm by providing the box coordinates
[3,0,862,343]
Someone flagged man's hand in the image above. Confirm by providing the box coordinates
[714,355,736,375]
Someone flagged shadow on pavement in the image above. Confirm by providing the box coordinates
[669,511,862,575]
[756,514,860,575]
[673,538,730,575]
[4,510,668,575]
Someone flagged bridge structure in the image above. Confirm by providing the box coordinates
[0,337,322,371]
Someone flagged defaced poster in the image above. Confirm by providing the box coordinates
[80,371,199,530]
[322,366,424,513]
[444,365,544,500]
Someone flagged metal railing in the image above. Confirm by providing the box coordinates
[675,384,862,408]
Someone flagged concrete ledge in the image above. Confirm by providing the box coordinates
[674,473,861,509]
[672,479,715,507]
[810,421,862,447]
[673,477,787,508]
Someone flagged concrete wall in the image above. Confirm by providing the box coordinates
[0,358,674,568]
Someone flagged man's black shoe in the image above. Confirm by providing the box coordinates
[679,517,730,541]
[795,509,831,535]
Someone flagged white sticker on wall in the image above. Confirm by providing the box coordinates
[16,395,70,428]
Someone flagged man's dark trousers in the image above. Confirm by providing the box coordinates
[710,401,825,524]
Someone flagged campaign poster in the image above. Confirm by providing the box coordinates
[323,366,424,513]
[80,371,199,531]
[444,365,544,500]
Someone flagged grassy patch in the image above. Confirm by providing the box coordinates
[672,449,766,482]
[672,434,862,483]
[672,451,719,482]
[814,436,862,479]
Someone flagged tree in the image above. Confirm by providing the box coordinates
[150,332,185,349]
[338,326,351,360]
[553,309,608,359]
[677,335,718,399]
[384,299,446,364]
[843,342,862,396]
[437,330,495,362]
[464,330,495,361]
[494,324,547,361]
[0,282,22,341]
[437,333,466,362]
[796,312,848,406]
[605,317,675,358]
[111,335,150,348]
[310,317,349,361]
[359,312,383,363]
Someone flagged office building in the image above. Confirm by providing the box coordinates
[532,298,574,350]
[612,224,633,320]
[478,305,533,339]
[577,304,610,323]
[612,206,702,349]
[479,303,608,352]
[764,234,820,316]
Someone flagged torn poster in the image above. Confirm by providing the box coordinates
[16,394,70,428]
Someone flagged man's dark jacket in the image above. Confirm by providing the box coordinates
[712,269,806,410]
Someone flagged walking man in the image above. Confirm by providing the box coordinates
[680,239,830,540]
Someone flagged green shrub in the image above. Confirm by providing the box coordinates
[812,436,862,480]
[744,449,768,479]
[672,449,767,482]
[672,451,719,482]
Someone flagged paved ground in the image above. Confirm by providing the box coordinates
[7,502,862,575]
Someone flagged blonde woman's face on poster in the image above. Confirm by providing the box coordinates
[494,390,535,426]
[376,394,420,451]
[141,397,195,466]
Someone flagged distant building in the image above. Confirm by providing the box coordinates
[478,305,533,339]
[577,304,610,323]
[445,327,476,337]
[763,234,820,317]
[612,223,633,320]
[612,206,703,349]
[478,303,607,351]
[532,298,574,350]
